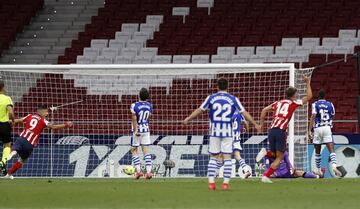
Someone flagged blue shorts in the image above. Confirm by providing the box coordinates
[12,137,33,160]
[268,128,287,153]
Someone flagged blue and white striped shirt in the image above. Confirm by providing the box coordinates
[312,100,335,128]
[200,92,245,138]
[130,101,152,133]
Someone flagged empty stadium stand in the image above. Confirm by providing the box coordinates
[2,0,359,133]
[0,0,104,64]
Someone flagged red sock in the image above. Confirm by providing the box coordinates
[266,151,274,158]
[263,167,275,177]
[9,162,22,175]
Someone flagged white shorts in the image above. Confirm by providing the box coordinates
[208,137,233,154]
[313,126,333,144]
[233,141,242,151]
[130,132,151,147]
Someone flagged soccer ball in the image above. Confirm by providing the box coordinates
[238,165,252,179]
[123,165,136,175]
[329,145,360,178]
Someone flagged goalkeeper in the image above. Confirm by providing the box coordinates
[256,148,324,179]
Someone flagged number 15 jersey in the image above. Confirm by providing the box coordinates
[270,99,303,130]
[312,100,335,128]
[200,92,245,138]
[130,101,153,133]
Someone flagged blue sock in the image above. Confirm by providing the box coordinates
[315,153,321,169]
[239,158,248,171]
[132,155,141,172]
[223,159,232,184]
[144,154,152,173]
[207,157,218,183]
[329,152,337,167]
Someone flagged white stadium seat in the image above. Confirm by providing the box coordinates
[114,55,133,64]
[139,48,158,57]
[332,46,352,54]
[133,55,152,64]
[313,46,332,54]
[281,38,299,47]
[302,38,320,47]
[76,56,92,64]
[287,54,307,63]
[248,55,267,63]
[211,55,228,63]
[173,55,191,64]
[191,55,209,63]
[217,47,235,57]
[322,38,339,47]
[95,56,112,64]
[126,39,144,50]
[121,48,138,57]
[229,55,248,63]
[101,48,119,59]
[90,39,108,49]
[294,46,313,56]
[109,39,126,49]
[152,55,172,64]
[338,29,357,38]
[256,46,274,56]
[340,38,359,48]
[83,48,100,58]
[237,46,254,57]
[121,23,139,33]
[115,31,133,41]
[267,54,288,63]
[275,46,293,56]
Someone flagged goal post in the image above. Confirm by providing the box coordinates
[0,64,312,178]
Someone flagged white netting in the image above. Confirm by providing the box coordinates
[0,64,312,177]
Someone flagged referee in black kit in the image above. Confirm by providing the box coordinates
[0,80,15,175]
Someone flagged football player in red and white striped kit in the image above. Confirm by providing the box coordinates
[259,76,312,183]
[4,105,72,178]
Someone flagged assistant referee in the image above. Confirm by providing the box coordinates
[0,80,15,175]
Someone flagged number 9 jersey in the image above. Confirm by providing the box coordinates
[19,114,50,146]
[130,101,153,133]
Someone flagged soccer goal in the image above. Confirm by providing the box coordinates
[0,64,312,178]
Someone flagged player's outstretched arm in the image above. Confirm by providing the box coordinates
[183,108,204,124]
[259,104,274,131]
[242,111,261,133]
[308,114,316,143]
[48,121,73,130]
[241,120,249,133]
[301,76,313,104]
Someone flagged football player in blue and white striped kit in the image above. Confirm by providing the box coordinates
[130,88,153,180]
[183,78,261,190]
[232,110,251,178]
[309,89,342,177]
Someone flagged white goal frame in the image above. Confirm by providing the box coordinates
[0,63,301,177]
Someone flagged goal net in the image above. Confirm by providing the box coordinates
[0,64,312,178]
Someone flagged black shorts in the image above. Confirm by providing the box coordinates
[268,128,287,153]
[12,137,33,160]
[0,122,12,143]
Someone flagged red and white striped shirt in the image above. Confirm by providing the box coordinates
[19,114,50,146]
[270,99,303,130]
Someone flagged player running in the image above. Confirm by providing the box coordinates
[4,105,72,178]
[231,110,251,178]
[256,148,324,179]
[309,89,342,177]
[183,78,261,190]
[259,76,312,183]
[130,88,153,180]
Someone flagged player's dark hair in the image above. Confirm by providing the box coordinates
[139,88,149,101]
[37,105,48,110]
[285,87,297,99]
[318,89,326,99]
[217,78,228,90]
[0,80,4,91]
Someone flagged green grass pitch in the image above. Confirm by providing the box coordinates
[0,178,359,209]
